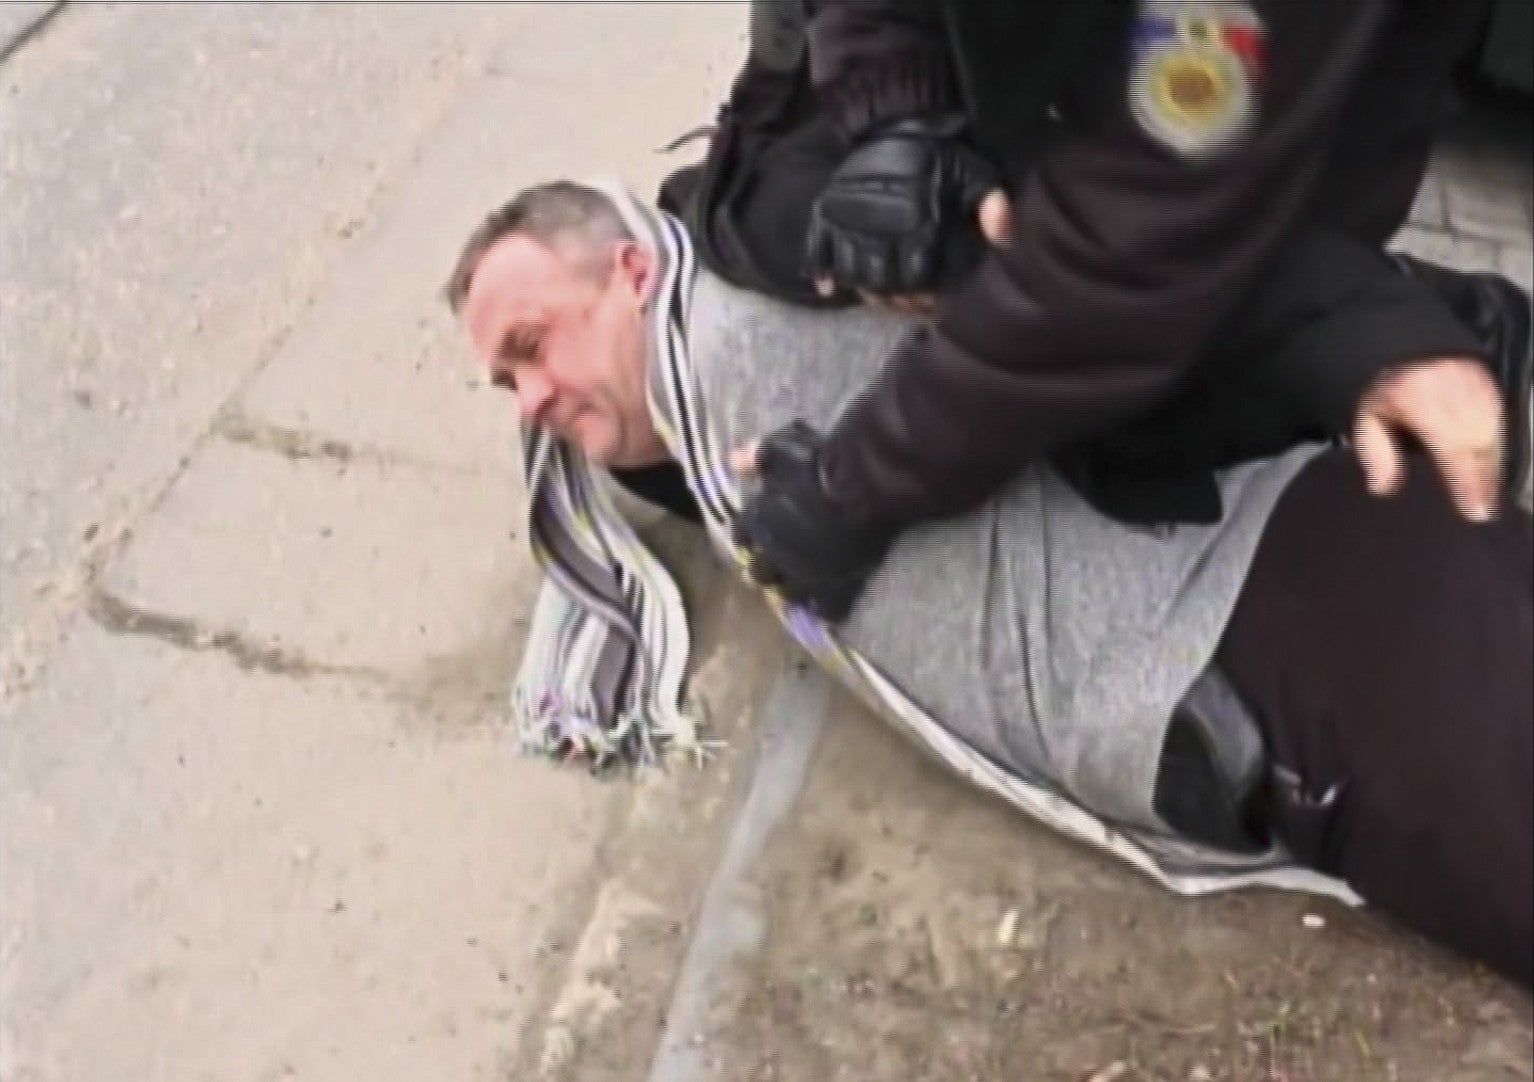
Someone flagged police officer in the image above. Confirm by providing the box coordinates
[664,0,1531,622]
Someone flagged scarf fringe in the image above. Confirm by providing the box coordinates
[510,677,720,774]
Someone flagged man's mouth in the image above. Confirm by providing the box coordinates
[532,398,574,434]
[547,404,598,443]
[552,405,585,433]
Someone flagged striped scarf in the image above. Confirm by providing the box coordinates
[510,181,1357,901]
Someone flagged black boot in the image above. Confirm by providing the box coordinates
[1393,254,1533,508]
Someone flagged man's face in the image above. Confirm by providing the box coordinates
[462,233,660,466]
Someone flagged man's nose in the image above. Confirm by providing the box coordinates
[515,368,555,425]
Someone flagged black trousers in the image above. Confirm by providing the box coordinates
[1216,449,1533,986]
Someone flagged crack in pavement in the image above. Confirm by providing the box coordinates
[213,410,357,465]
[0,1,64,65]
[3,48,517,707]
[85,587,387,684]
[211,408,504,478]
[82,588,523,732]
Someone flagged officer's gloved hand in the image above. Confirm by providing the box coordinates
[732,421,895,624]
[804,114,1000,300]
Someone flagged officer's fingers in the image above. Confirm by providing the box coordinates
[950,148,1001,213]
[901,241,935,294]
[892,293,937,316]
[1352,410,1406,497]
[978,189,1012,249]
[815,277,837,298]
[857,243,895,295]
[1390,359,1503,519]
[803,217,835,278]
[1429,445,1491,521]
[1424,439,1499,522]
[1370,358,1501,436]
[856,290,896,311]
[857,290,934,315]
[867,291,920,313]
[752,431,803,481]
[730,440,761,475]
[832,234,863,289]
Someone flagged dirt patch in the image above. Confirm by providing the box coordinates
[716,695,1532,1082]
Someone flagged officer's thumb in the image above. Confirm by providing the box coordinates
[949,142,1002,212]
[730,440,761,476]
[802,209,837,285]
[978,190,1012,249]
[1353,410,1406,497]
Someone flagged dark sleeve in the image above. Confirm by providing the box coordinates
[1093,231,1492,478]
[1234,234,1489,433]
[819,0,1396,529]
[805,0,957,139]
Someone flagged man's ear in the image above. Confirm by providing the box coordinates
[615,241,655,306]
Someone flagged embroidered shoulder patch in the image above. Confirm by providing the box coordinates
[1128,1,1267,159]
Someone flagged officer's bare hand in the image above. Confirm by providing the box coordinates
[814,190,1013,316]
[1353,357,1506,521]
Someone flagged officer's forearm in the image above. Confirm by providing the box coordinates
[822,299,1201,530]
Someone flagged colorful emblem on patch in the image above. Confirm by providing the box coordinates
[1128,1,1267,158]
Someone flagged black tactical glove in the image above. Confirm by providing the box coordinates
[804,114,1001,297]
[732,421,895,623]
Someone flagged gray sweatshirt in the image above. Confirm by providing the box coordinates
[660,268,1323,830]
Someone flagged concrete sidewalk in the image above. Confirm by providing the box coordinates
[1,6,766,1080]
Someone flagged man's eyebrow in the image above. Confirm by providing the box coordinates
[497,321,545,360]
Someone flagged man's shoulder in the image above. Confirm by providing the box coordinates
[689,266,797,325]
[689,267,910,356]
[680,268,916,439]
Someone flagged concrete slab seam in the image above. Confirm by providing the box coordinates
[0,1,63,64]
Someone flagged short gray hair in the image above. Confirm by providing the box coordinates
[443,180,634,314]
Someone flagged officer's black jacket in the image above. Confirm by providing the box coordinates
[672,0,1495,528]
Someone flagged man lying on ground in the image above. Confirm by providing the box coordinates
[443,179,1532,988]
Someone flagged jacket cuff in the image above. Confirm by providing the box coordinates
[1272,272,1490,431]
[819,59,958,142]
